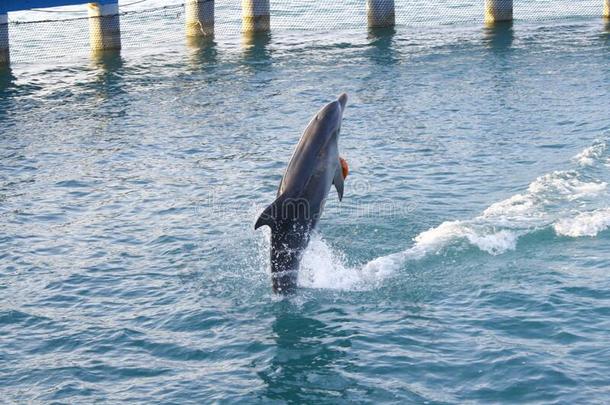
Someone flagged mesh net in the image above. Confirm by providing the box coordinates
[4,0,608,64]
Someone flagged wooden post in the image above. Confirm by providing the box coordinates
[88,1,121,51]
[367,0,395,28]
[242,0,270,33]
[485,0,513,24]
[604,0,610,19]
[0,13,8,66]
[185,0,214,37]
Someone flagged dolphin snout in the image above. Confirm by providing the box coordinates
[338,93,348,111]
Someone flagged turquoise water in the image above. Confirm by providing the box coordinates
[2,6,610,404]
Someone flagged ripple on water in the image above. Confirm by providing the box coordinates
[1,16,610,403]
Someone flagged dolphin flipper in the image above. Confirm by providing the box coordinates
[254,194,286,230]
[333,164,344,201]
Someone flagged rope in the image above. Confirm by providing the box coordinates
[29,0,155,14]
[11,3,185,25]
[121,0,152,7]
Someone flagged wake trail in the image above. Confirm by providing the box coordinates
[297,139,610,291]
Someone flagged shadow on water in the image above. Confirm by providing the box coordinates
[242,32,272,65]
[480,21,515,128]
[0,66,15,126]
[482,21,515,77]
[89,50,127,118]
[186,35,218,69]
[367,26,398,65]
[258,306,353,402]
[91,49,123,72]
[0,65,14,95]
[483,21,514,54]
[603,19,610,44]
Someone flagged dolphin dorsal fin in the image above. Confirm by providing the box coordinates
[333,164,344,201]
[254,194,287,230]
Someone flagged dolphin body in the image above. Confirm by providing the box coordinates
[255,94,348,294]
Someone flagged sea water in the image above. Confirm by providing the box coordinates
[1,1,610,403]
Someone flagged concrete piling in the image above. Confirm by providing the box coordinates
[242,0,270,33]
[0,13,8,66]
[185,0,214,37]
[485,0,513,24]
[367,0,395,28]
[88,2,121,51]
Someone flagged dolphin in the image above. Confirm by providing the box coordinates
[255,93,350,294]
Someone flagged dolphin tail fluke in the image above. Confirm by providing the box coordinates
[333,164,344,201]
[254,194,287,230]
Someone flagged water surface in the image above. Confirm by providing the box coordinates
[1,6,610,404]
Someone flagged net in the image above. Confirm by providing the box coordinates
[4,0,608,64]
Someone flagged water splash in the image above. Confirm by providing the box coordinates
[293,140,609,291]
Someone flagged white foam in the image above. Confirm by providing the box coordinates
[554,208,610,237]
[354,144,608,286]
[483,193,536,218]
[527,171,607,200]
[412,221,464,255]
[298,235,396,291]
[464,228,521,255]
[298,237,356,289]
[410,221,520,255]
[296,220,521,291]
[573,140,607,167]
